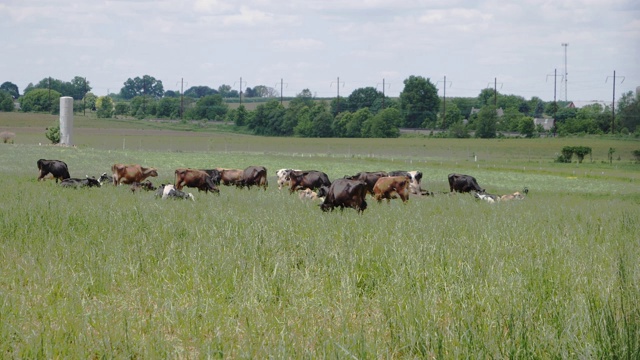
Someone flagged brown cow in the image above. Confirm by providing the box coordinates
[215,168,244,187]
[344,171,388,195]
[287,170,331,194]
[373,176,410,203]
[111,164,158,185]
[175,168,219,194]
[242,166,268,190]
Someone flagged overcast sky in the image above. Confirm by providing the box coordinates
[1,0,638,102]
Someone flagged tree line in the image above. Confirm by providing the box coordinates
[1,74,639,139]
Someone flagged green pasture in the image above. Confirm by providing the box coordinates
[0,113,639,357]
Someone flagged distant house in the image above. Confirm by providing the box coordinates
[566,100,610,109]
[534,118,554,131]
[469,107,504,117]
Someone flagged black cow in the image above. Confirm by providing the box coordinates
[200,169,222,185]
[98,172,113,185]
[344,171,388,195]
[448,173,485,193]
[60,176,101,188]
[287,170,331,194]
[320,179,368,214]
[37,159,70,183]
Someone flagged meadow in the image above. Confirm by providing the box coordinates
[0,112,639,358]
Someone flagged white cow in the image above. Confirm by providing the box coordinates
[155,184,195,201]
[276,168,300,190]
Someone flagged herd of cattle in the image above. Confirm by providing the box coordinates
[36,158,526,213]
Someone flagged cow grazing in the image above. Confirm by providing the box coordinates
[112,164,158,185]
[215,168,245,187]
[130,180,156,193]
[344,171,388,195]
[37,159,70,183]
[60,176,101,188]
[276,168,300,190]
[175,168,219,194]
[98,172,113,185]
[448,173,485,193]
[373,176,410,203]
[200,169,222,185]
[242,166,268,190]
[155,184,195,201]
[288,170,331,194]
[320,179,368,213]
[388,170,426,195]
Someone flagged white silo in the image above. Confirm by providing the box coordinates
[59,96,74,145]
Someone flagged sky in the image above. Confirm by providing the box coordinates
[1,0,639,102]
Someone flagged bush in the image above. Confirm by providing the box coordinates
[45,126,60,144]
[632,150,640,163]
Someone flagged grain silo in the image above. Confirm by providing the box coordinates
[59,96,74,145]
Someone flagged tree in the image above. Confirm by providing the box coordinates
[448,121,470,138]
[361,108,402,138]
[248,100,286,135]
[184,86,218,98]
[119,75,164,100]
[0,90,14,111]
[218,84,238,98]
[83,92,97,111]
[519,117,535,138]
[346,87,384,114]
[96,96,114,118]
[20,88,61,113]
[114,102,130,117]
[187,94,227,120]
[246,85,277,98]
[68,76,90,100]
[399,75,440,128]
[0,82,20,98]
[617,91,640,133]
[440,100,462,129]
[499,107,525,132]
[156,97,180,118]
[475,105,497,138]
[477,88,496,107]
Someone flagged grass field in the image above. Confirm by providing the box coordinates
[0,112,639,358]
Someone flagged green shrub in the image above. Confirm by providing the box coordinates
[45,125,60,144]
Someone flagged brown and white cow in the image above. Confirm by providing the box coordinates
[320,179,368,213]
[388,170,426,195]
[276,168,300,190]
[500,191,525,201]
[242,166,268,190]
[373,176,410,203]
[175,168,219,194]
[215,168,244,187]
[111,164,158,185]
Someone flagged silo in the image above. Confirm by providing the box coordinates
[59,96,74,145]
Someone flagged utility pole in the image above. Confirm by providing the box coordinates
[83,77,87,116]
[330,77,344,114]
[281,78,284,105]
[494,77,497,107]
[180,78,184,120]
[553,69,557,136]
[382,78,385,110]
[606,71,626,134]
[239,77,243,106]
[436,76,452,129]
[562,43,568,101]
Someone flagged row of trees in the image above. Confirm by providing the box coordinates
[2,75,639,138]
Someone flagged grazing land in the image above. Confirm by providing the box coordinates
[0,112,639,358]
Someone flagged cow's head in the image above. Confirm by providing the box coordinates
[85,175,102,187]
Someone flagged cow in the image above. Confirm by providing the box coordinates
[287,170,331,194]
[98,172,113,185]
[298,188,321,201]
[112,164,158,185]
[155,184,195,201]
[388,170,426,195]
[215,168,245,187]
[373,176,410,203]
[242,166,268,190]
[130,180,156,193]
[200,169,222,185]
[320,179,368,213]
[500,191,526,201]
[276,168,300,190]
[174,168,219,194]
[474,192,499,204]
[37,159,70,183]
[448,173,485,194]
[60,176,101,188]
[344,171,388,195]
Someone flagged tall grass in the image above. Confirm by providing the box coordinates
[1,141,639,357]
